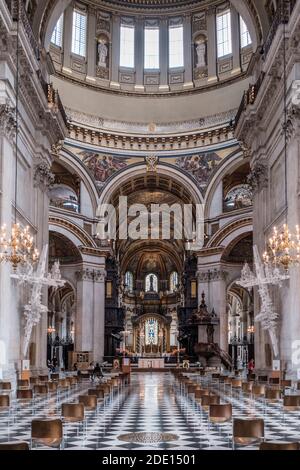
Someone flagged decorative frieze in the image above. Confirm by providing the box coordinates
[197,269,227,282]
[76,268,94,282]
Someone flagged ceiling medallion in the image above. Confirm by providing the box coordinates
[118,432,179,444]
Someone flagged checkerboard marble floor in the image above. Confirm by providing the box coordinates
[1,373,300,450]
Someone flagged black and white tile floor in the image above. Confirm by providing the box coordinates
[0,373,300,450]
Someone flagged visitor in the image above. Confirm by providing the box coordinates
[248,358,255,377]
[88,361,94,380]
[93,363,104,382]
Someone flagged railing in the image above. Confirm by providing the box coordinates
[9,0,39,60]
[264,0,296,59]
[235,72,265,127]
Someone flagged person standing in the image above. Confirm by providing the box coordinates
[248,358,255,376]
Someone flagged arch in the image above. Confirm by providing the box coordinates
[49,215,97,248]
[57,148,99,214]
[98,163,204,207]
[207,217,253,249]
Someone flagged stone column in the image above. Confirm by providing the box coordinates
[86,7,96,82]
[231,6,241,75]
[111,14,120,88]
[207,8,218,83]
[93,268,106,362]
[159,18,168,91]
[183,14,193,89]
[210,269,228,353]
[62,4,74,74]
[0,105,15,380]
[75,268,95,352]
[135,17,144,91]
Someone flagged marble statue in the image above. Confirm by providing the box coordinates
[98,41,108,68]
[196,41,206,68]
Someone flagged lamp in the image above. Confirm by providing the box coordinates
[0,4,38,270]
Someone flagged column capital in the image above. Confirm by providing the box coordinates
[76,268,94,281]
[0,105,16,139]
[94,269,106,282]
[33,160,55,192]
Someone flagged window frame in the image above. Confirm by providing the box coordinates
[168,24,184,69]
[216,9,232,59]
[144,26,160,70]
[120,23,135,69]
[71,8,87,58]
[240,16,252,48]
[51,13,64,48]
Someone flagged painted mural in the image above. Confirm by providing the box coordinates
[175,153,222,188]
[80,151,128,184]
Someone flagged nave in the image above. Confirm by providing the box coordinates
[1,372,300,450]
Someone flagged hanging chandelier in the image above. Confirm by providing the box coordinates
[263,224,300,271]
[0,223,39,270]
[0,5,39,271]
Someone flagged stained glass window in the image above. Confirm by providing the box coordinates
[170,271,179,292]
[145,318,158,345]
[125,271,133,292]
[145,273,158,292]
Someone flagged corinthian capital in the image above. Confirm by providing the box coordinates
[94,269,106,282]
[0,104,16,139]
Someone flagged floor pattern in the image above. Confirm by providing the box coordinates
[0,373,300,450]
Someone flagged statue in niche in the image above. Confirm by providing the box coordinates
[97,39,108,68]
[195,37,207,68]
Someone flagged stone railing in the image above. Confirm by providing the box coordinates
[235,72,265,127]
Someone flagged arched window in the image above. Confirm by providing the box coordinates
[145,273,158,293]
[170,271,179,293]
[124,271,133,293]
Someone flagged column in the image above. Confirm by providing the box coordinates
[0,106,15,380]
[207,8,217,83]
[231,6,241,75]
[62,4,73,74]
[86,7,96,82]
[135,17,144,91]
[183,14,193,89]
[111,14,120,88]
[159,18,168,91]
[210,269,228,353]
[75,268,94,352]
[93,268,106,363]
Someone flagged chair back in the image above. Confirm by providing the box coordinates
[283,395,300,410]
[17,389,33,400]
[233,418,264,446]
[88,388,104,399]
[209,404,232,423]
[281,380,292,388]
[31,419,63,448]
[47,382,58,392]
[252,385,266,396]
[0,382,11,391]
[30,377,38,385]
[242,382,253,393]
[260,441,300,450]
[0,441,29,450]
[201,395,220,407]
[17,379,29,388]
[0,395,10,407]
[79,394,97,410]
[269,377,280,385]
[258,376,268,383]
[50,373,60,381]
[62,403,84,421]
[232,379,242,388]
[265,389,281,401]
[195,389,210,399]
[33,385,48,395]
[38,375,49,383]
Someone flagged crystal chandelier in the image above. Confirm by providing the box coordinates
[0,6,38,271]
[0,223,39,270]
[263,224,300,271]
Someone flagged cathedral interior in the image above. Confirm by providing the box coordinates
[0,0,300,454]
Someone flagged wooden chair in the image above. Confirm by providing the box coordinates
[31,418,64,449]
[233,418,264,449]
[260,441,300,450]
[17,379,29,389]
[79,394,97,411]
[0,441,29,450]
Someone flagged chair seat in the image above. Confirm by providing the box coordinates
[32,437,62,448]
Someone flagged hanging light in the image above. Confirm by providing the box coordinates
[263,224,300,271]
[0,223,39,270]
[0,3,38,271]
